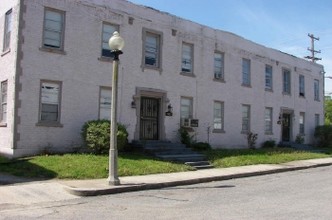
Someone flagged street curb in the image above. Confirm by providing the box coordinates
[64,161,332,197]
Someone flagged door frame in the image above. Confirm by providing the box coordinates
[133,87,168,141]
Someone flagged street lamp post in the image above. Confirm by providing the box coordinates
[108,31,124,185]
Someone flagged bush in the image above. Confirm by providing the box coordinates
[81,120,128,154]
[314,125,332,148]
[295,134,305,144]
[261,140,276,148]
[191,142,211,151]
[247,132,258,149]
[178,127,195,147]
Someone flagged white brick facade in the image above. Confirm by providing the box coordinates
[0,0,325,157]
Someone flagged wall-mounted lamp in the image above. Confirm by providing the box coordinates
[165,104,173,116]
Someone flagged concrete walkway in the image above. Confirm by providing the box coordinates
[1,157,332,202]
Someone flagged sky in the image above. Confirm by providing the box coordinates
[128,0,332,96]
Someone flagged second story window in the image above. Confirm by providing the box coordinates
[144,31,161,68]
[242,58,251,86]
[265,65,273,90]
[43,8,65,50]
[314,79,320,101]
[283,69,291,95]
[181,43,193,74]
[3,9,12,52]
[299,75,305,97]
[101,23,118,58]
[214,52,224,80]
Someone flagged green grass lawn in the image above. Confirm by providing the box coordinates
[0,148,330,180]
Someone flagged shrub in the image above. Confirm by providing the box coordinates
[247,132,258,149]
[295,134,305,144]
[191,142,211,151]
[314,125,332,148]
[178,127,195,147]
[261,140,276,148]
[81,120,128,154]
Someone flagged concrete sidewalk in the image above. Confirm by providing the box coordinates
[61,157,332,196]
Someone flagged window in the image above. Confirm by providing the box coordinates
[315,114,320,127]
[43,8,65,49]
[265,65,273,90]
[0,81,7,124]
[299,75,305,97]
[180,97,193,119]
[3,9,12,52]
[144,31,161,68]
[101,23,118,58]
[99,87,112,120]
[314,79,320,101]
[181,43,193,73]
[214,52,224,80]
[299,112,305,134]
[242,59,251,86]
[39,81,61,124]
[213,101,224,130]
[265,107,273,134]
[283,69,291,94]
[242,104,250,133]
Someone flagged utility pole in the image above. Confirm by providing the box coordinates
[304,33,321,62]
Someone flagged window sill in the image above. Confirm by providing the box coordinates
[241,84,251,88]
[36,122,63,127]
[314,99,320,102]
[282,92,291,96]
[213,78,225,83]
[1,49,10,57]
[265,88,273,92]
[299,95,306,99]
[213,129,225,133]
[180,72,196,78]
[0,122,7,127]
[39,47,67,55]
[265,132,273,135]
[98,56,113,62]
[142,65,162,73]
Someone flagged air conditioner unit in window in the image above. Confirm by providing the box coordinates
[180,118,191,127]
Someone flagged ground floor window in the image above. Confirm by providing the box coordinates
[242,104,250,133]
[1,80,7,123]
[39,81,61,124]
[99,87,112,120]
[213,101,224,130]
[265,107,273,134]
[299,112,305,134]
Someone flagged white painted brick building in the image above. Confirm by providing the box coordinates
[0,0,325,157]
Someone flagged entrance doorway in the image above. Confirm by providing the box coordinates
[140,97,160,140]
[282,113,291,142]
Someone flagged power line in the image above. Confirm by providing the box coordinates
[304,33,322,62]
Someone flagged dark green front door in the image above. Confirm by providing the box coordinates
[282,113,291,142]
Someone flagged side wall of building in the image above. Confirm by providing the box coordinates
[12,0,324,156]
[0,0,20,157]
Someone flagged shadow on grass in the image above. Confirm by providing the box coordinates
[0,158,57,185]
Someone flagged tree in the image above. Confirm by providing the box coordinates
[325,96,332,125]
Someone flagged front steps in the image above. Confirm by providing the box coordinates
[132,140,213,169]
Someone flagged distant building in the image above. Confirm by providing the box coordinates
[0,0,325,157]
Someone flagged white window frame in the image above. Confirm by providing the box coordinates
[0,80,7,124]
[283,68,291,95]
[3,9,12,52]
[242,104,250,133]
[213,101,224,131]
[299,112,305,135]
[214,52,224,80]
[265,107,273,134]
[101,22,118,58]
[181,43,194,74]
[180,97,193,119]
[242,58,251,86]
[38,80,62,126]
[265,65,273,90]
[99,87,112,120]
[299,75,305,97]
[42,8,65,50]
[143,30,162,69]
[314,79,320,101]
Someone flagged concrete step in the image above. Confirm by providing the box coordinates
[185,161,214,169]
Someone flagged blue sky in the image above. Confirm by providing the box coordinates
[129,0,332,96]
